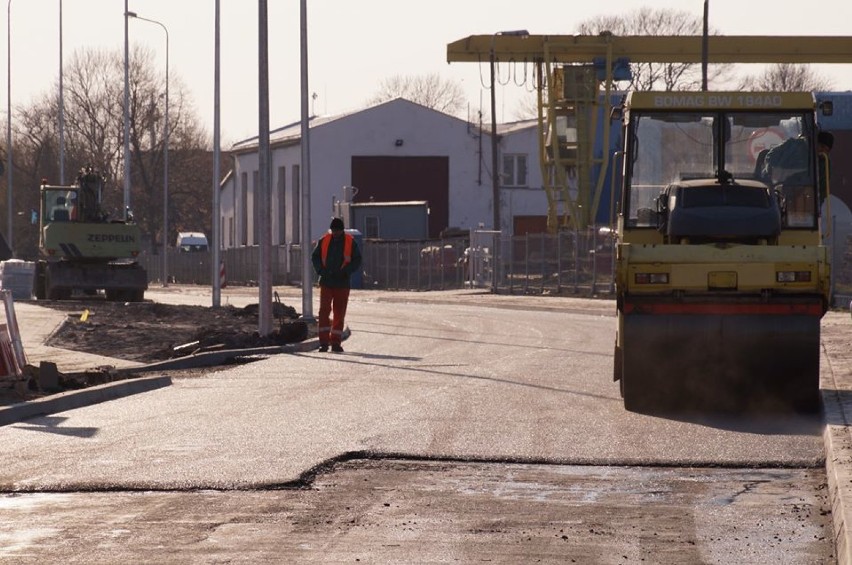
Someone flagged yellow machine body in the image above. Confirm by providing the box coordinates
[612,91,829,412]
[35,170,147,302]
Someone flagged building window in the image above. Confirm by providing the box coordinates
[240,172,248,246]
[277,166,286,244]
[292,165,300,244]
[502,154,528,187]
[364,216,379,238]
[252,170,259,245]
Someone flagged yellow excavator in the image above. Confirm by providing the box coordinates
[34,167,147,301]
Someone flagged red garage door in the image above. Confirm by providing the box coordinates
[351,156,449,238]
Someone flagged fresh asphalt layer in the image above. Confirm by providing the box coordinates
[1,286,851,564]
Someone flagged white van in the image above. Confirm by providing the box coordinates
[176,232,209,252]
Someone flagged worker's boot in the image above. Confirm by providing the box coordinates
[331,344,344,353]
[319,344,329,353]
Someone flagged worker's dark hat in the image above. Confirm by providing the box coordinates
[329,217,345,231]
[818,131,834,150]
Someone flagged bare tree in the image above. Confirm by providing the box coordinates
[576,7,732,91]
[7,95,60,257]
[367,73,467,116]
[738,63,834,92]
[6,45,212,256]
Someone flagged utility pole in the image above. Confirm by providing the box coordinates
[702,0,709,91]
[127,11,169,287]
[123,0,131,219]
[487,30,528,233]
[300,0,314,321]
[489,38,499,232]
[212,0,222,308]
[257,0,272,335]
[58,0,65,184]
[6,0,13,250]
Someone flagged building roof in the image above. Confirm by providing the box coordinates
[497,119,537,135]
[229,97,477,153]
[230,113,347,153]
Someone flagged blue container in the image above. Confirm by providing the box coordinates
[345,229,363,289]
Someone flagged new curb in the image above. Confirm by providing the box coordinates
[0,375,172,427]
[823,386,852,565]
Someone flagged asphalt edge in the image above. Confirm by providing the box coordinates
[113,336,324,374]
[824,385,852,565]
[0,328,346,426]
[0,375,173,427]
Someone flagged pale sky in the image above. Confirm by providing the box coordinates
[4,0,852,146]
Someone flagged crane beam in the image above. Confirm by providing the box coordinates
[447,35,852,65]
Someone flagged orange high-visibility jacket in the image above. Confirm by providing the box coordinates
[320,232,353,268]
[312,231,361,288]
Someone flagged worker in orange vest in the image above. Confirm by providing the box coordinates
[311,217,362,352]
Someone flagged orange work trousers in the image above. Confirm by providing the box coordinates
[318,286,350,345]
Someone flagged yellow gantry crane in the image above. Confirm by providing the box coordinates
[447,34,852,232]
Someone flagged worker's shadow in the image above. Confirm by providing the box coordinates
[333,352,421,362]
[12,416,99,438]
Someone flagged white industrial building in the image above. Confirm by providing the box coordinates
[219,98,549,248]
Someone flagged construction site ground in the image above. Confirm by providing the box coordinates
[1,290,313,404]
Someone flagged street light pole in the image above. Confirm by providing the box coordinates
[702,0,709,91]
[211,0,221,307]
[300,0,313,321]
[6,0,12,251]
[257,0,273,336]
[127,11,169,287]
[123,1,130,221]
[58,0,65,184]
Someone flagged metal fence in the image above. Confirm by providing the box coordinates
[138,228,615,295]
[359,237,470,291]
[139,226,852,305]
[139,245,302,287]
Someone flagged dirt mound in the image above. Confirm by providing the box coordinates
[43,299,310,363]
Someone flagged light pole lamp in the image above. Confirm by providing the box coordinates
[127,11,169,287]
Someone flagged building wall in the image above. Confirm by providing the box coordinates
[311,101,492,235]
[224,99,509,249]
[499,125,548,231]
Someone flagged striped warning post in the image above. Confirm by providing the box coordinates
[0,323,21,378]
[220,260,227,288]
[0,290,26,376]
